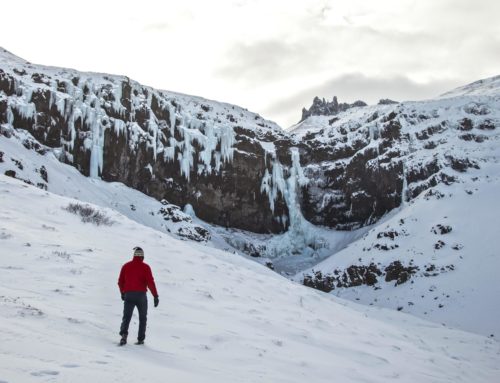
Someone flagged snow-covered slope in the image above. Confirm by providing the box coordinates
[292,76,500,337]
[0,175,499,382]
[299,173,500,337]
[440,75,500,98]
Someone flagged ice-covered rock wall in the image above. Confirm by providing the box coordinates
[0,48,290,233]
[1,48,498,236]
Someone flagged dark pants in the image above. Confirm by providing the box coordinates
[119,291,148,341]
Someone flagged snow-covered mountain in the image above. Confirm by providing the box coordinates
[1,46,500,346]
[291,78,500,337]
[1,175,499,382]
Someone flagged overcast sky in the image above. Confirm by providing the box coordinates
[1,0,499,127]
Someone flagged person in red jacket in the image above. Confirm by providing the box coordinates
[118,247,159,345]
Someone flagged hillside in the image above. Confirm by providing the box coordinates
[292,79,500,336]
[0,175,499,382]
[1,46,500,349]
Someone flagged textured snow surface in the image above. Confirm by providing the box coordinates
[0,175,499,383]
[299,175,500,337]
[441,74,500,98]
[292,81,500,337]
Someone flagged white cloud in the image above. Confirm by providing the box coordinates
[1,0,499,128]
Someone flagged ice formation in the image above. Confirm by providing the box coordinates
[1,68,241,182]
[183,203,197,218]
[167,117,235,182]
[260,147,324,258]
[260,161,286,213]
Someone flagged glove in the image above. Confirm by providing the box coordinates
[154,296,159,307]
[121,293,125,301]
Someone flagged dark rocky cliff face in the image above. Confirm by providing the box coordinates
[0,50,293,233]
[1,48,492,235]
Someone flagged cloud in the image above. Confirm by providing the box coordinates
[263,73,464,127]
[211,39,302,82]
[143,22,171,32]
[213,24,438,85]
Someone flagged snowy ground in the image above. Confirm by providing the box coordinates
[0,175,499,382]
[290,76,500,338]
[298,171,500,337]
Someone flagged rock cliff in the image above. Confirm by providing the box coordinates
[1,48,498,238]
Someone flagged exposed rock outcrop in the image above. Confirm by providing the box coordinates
[300,96,367,122]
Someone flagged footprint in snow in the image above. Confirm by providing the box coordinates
[67,317,84,324]
[61,364,79,368]
[0,232,12,240]
[30,370,59,377]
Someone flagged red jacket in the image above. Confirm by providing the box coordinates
[118,256,159,297]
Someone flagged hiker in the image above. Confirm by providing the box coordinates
[118,247,159,345]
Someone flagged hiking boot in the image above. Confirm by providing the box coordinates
[119,335,127,346]
[135,340,144,345]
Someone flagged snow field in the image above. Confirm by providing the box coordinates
[298,161,500,337]
[0,175,499,383]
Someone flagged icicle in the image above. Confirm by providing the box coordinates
[9,95,36,121]
[168,102,176,136]
[260,141,276,167]
[219,124,235,163]
[163,137,178,162]
[260,158,287,214]
[198,123,217,173]
[147,113,158,161]
[289,147,308,187]
[401,161,408,206]
[6,106,14,126]
[112,82,125,117]
[22,86,33,104]
[177,127,195,181]
[85,97,106,179]
[214,152,222,172]
[283,148,308,230]
[260,168,273,211]
[55,94,66,116]
[49,91,55,111]
[113,119,126,136]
